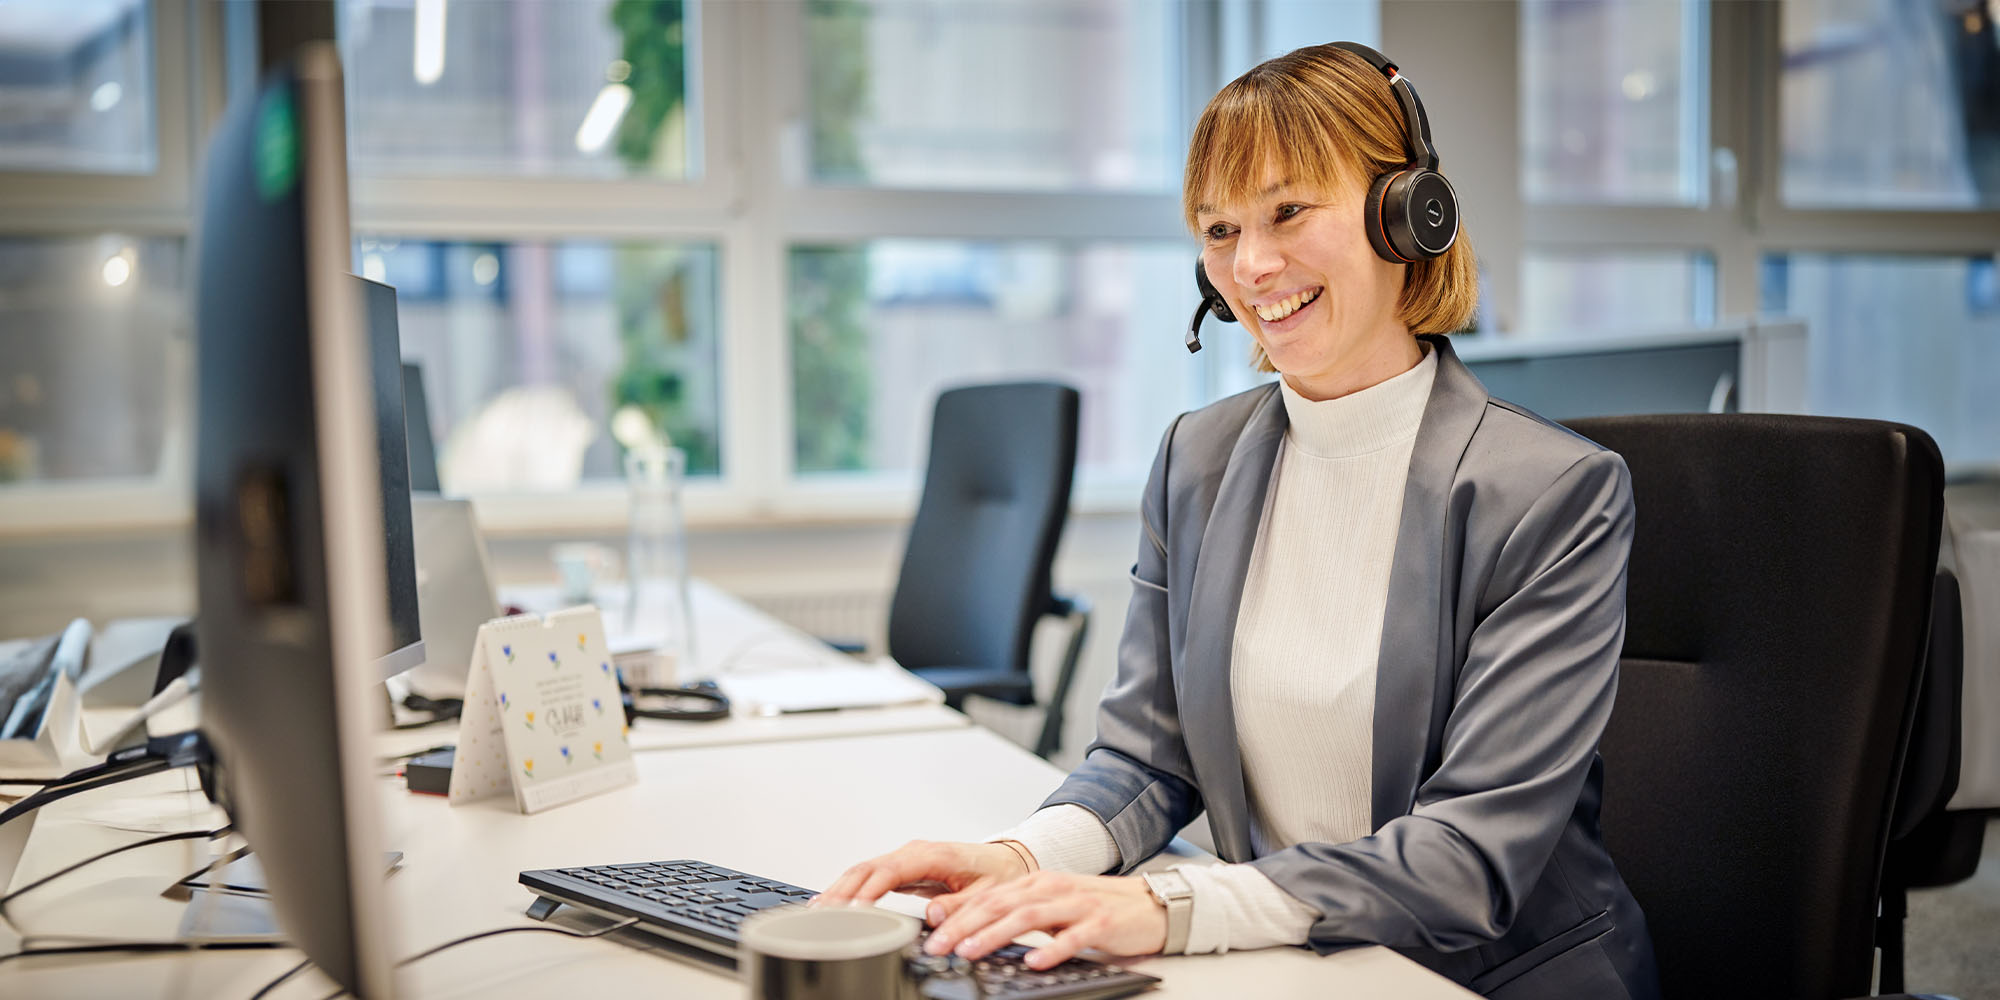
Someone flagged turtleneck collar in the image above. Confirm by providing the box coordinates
[1277,343,1436,459]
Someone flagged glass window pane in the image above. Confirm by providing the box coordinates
[805,0,1181,191]
[356,238,720,491]
[1761,253,1999,465]
[1782,0,1999,209]
[1520,250,1715,336]
[1521,0,1705,205]
[0,0,156,174]
[0,236,184,483]
[340,0,696,179]
[790,241,1239,485]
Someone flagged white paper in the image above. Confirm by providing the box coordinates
[715,660,944,715]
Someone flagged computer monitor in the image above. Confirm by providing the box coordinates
[400,361,442,493]
[192,43,398,999]
[356,275,426,679]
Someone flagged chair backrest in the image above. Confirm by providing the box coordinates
[1564,414,1945,1000]
[887,382,1079,691]
[1892,569,1963,843]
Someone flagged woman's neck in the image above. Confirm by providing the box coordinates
[1281,331,1425,402]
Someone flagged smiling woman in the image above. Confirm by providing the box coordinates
[820,41,1662,1000]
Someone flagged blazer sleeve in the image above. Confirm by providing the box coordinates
[1038,417,1206,864]
[1247,448,1636,953]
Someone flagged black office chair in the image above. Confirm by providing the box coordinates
[1879,568,1992,992]
[1565,414,1947,1000]
[886,382,1089,761]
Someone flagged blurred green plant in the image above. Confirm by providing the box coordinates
[607,0,716,473]
[607,0,876,476]
[792,0,873,472]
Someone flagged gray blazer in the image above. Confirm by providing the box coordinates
[1045,335,1660,999]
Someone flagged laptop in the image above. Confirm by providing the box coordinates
[406,496,502,699]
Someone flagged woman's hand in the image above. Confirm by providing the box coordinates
[814,840,1028,909]
[922,871,1167,970]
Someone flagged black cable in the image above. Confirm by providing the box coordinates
[0,776,68,786]
[248,958,312,1000]
[395,915,642,966]
[0,732,207,829]
[250,916,643,1000]
[0,826,231,931]
[0,760,172,828]
[0,938,287,967]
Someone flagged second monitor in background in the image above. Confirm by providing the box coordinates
[356,274,425,679]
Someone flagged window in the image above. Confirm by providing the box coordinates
[0,236,184,483]
[803,0,1182,191]
[357,238,721,492]
[789,241,1206,484]
[340,0,698,179]
[1520,250,1715,335]
[1780,0,2000,209]
[0,0,157,174]
[1761,253,1999,465]
[1520,0,1707,205]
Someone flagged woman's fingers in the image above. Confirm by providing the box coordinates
[946,897,1086,961]
[816,841,980,907]
[924,871,1066,955]
[1024,921,1101,970]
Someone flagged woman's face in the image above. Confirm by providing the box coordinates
[1196,164,1416,399]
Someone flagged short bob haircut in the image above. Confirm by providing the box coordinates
[1184,44,1479,371]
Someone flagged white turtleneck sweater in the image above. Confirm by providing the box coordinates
[994,346,1437,954]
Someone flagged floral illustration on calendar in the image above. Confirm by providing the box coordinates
[448,605,637,814]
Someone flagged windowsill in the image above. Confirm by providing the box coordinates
[0,477,1145,540]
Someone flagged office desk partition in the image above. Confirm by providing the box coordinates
[4,726,1477,998]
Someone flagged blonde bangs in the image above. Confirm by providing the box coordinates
[1182,86,1359,231]
[1182,51,1403,230]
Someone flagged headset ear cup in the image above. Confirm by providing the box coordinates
[1363,171,1404,263]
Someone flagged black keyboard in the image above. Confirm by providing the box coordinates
[520,859,1160,1000]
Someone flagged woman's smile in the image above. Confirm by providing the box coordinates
[1249,285,1324,334]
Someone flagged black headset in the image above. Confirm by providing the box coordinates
[1187,41,1459,353]
[621,676,732,723]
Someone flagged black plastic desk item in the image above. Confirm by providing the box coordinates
[519,859,1158,999]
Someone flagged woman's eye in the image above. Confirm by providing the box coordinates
[1205,223,1235,242]
[1275,204,1305,222]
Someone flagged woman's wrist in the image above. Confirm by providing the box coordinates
[991,839,1038,876]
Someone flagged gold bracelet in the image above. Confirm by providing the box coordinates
[995,839,1038,874]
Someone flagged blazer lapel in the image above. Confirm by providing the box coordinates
[1181,383,1285,863]
[1370,334,1489,829]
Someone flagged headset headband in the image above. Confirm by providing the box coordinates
[1330,41,1439,173]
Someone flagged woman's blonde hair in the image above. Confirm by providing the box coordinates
[1184,44,1478,370]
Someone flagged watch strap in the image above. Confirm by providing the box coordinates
[1143,870,1194,954]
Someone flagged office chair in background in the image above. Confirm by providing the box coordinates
[883,382,1089,761]
[1565,414,1947,1000]
[1879,567,1991,992]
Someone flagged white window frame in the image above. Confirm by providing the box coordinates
[345,0,1209,534]
[1509,0,2000,331]
[0,0,209,538]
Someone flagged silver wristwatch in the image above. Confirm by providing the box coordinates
[1142,870,1194,955]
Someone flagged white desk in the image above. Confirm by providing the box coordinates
[476,580,971,755]
[5,726,1477,998]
